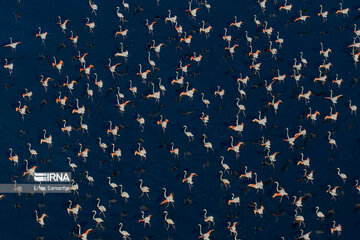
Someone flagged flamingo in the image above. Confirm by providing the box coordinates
[92,210,104,228]
[118,223,131,239]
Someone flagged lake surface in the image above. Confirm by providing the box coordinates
[0,0,359,239]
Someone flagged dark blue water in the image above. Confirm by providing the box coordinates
[1,0,360,239]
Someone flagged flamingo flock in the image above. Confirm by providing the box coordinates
[2,0,360,239]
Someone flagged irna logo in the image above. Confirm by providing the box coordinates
[34,172,71,182]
